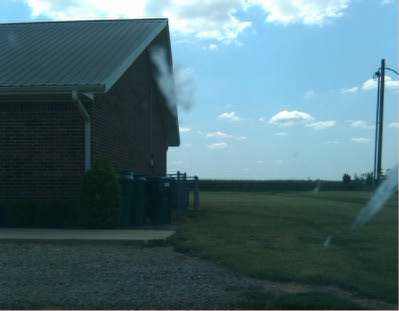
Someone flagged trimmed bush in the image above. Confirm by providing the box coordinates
[80,158,121,228]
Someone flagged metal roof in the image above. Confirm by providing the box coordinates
[0,19,168,93]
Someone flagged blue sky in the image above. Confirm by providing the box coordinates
[1,0,397,180]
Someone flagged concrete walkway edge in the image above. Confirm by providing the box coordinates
[0,228,176,244]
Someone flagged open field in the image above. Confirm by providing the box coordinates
[172,191,398,306]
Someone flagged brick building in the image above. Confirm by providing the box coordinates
[0,19,180,201]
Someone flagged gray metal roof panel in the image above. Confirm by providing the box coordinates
[0,19,167,91]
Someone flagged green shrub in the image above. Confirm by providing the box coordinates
[80,158,121,228]
[61,200,80,228]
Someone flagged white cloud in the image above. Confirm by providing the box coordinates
[350,120,374,130]
[362,78,378,91]
[389,122,399,129]
[179,127,191,133]
[269,110,314,127]
[171,160,184,165]
[275,132,288,136]
[218,111,241,121]
[342,76,399,95]
[362,76,399,91]
[206,131,248,140]
[25,0,147,19]
[161,1,252,45]
[352,137,371,144]
[206,131,233,138]
[208,43,219,50]
[324,140,340,144]
[306,120,336,130]
[269,111,336,130]
[304,89,315,99]
[24,0,251,45]
[207,142,228,149]
[256,160,264,164]
[340,86,359,94]
[386,76,399,89]
[24,0,351,46]
[249,0,350,26]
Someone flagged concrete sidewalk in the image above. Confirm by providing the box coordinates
[0,228,175,243]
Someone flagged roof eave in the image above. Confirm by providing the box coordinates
[168,136,180,147]
[0,84,106,95]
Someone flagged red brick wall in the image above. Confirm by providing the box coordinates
[0,51,169,201]
[92,50,168,176]
[0,101,84,200]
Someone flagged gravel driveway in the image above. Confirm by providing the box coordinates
[0,242,264,309]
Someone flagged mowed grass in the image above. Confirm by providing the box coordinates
[172,191,398,304]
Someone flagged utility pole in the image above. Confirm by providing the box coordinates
[373,70,380,183]
[372,59,398,184]
[376,59,385,181]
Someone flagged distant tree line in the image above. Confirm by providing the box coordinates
[342,169,390,185]
[199,179,371,192]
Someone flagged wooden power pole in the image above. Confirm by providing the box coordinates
[374,59,386,183]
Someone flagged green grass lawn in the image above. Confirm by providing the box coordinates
[172,191,398,305]
[240,291,365,309]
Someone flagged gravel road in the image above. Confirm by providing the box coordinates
[0,242,265,309]
[0,242,394,310]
